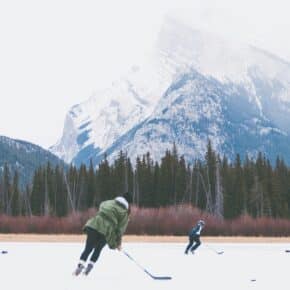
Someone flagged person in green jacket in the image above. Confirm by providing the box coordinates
[73,191,132,276]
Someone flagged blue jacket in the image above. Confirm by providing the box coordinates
[189,225,203,237]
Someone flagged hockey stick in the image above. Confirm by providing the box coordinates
[122,250,172,280]
[203,244,224,255]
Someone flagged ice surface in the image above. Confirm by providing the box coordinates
[0,242,289,290]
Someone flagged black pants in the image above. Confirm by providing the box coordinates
[80,227,107,263]
[185,235,201,253]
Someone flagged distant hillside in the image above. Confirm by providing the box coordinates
[0,135,64,187]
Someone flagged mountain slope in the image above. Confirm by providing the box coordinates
[91,69,290,164]
[0,135,64,187]
[51,17,290,165]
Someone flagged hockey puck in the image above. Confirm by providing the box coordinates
[1,251,8,254]
[285,250,290,253]
[250,279,256,282]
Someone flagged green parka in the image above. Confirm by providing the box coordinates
[84,198,130,249]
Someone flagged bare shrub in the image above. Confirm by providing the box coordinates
[1,205,290,236]
[128,206,290,236]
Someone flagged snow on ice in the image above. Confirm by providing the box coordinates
[0,242,289,290]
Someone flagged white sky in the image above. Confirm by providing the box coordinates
[0,0,290,149]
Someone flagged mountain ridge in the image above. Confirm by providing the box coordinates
[0,135,64,187]
[51,17,290,166]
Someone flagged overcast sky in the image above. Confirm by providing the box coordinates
[1,0,290,149]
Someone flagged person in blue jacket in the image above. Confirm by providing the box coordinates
[185,220,205,254]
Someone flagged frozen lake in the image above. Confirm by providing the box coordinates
[0,241,289,290]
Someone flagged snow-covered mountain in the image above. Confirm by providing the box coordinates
[51,17,290,165]
[0,135,64,187]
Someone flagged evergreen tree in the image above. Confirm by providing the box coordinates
[192,160,207,210]
[214,156,224,219]
[225,154,245,218]
[152,161,160,207]
[204,140,217,213]
[171,143,179,205]
[54,166,68,217]
[97,155,113,201]
[30,168,45,215]
[86,159,97,208]
[11,170,21,216]
[243,155,255,215]
[175,156,187,205]
[159,150,174,206]
[112,151,127,196]
[3,163,12,214]
[67,164,79,211]
[135,156,145,206]
[221,155,233,218]
[23,185,32,216]
[139,153,155,207]
[272,157,289,217]
[8,139,290,219]
[76,164,87,211]
[126,157,134,201]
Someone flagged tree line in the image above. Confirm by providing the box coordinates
[1,141,290,219]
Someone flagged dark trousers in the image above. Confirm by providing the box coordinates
[80,227,107,263]
[185,235,201,253]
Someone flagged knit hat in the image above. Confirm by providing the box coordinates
[123,191,133,204]
[197,220,205,226]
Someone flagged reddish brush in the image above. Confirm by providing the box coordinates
[1,206,290,236]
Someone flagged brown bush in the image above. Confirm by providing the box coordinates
[1,205,290,236]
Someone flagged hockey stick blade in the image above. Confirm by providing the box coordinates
[151,276,172,280]
[145,270,172,280]
[123,250,172,280]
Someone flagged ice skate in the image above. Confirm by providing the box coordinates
[83,262,94,276]
[73,262,85,276]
